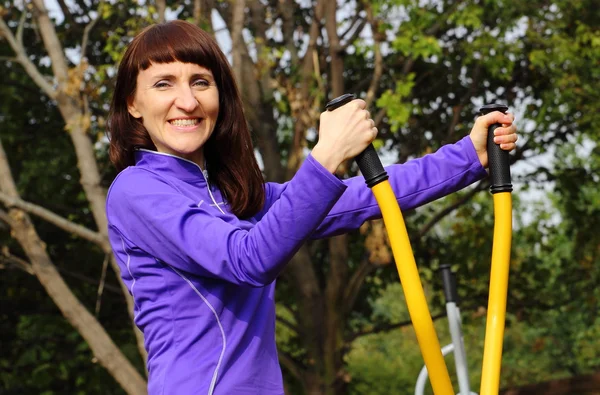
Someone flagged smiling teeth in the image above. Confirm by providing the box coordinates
[170,119,198,126]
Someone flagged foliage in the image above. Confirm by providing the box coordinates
[0,0,599,393]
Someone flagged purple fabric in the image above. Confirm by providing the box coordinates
[106,136,486,394]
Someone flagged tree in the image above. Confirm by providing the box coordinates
[0,0,147,393]
[1,0,599,394]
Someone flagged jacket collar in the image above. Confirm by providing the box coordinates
[134,149,209,183]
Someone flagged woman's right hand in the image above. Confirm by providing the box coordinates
[312,99,378,173]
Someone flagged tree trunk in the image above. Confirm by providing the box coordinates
[501,371,600,395]
[323,3,350,393]
[324,234,349,394]
[155,0,166,23]
[0,141,147,395]
[3,0,149,378]
[230,0,246,86]
[64,112,149,367]
[32,0,148,365]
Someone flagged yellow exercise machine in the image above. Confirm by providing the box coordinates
[479,103,513,395]
[326,96,512,395]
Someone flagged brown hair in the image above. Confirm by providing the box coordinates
[108,20,264,218]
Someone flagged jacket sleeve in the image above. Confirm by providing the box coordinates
[106,155,346,287]
[257,136,488,238]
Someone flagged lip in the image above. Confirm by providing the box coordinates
[167,118,203,131]
[168,116,201,122]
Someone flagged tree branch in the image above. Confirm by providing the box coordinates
[500,371,600,395]
[193,0,214,30]
[230,0,246,85]
[339,12,361,40]
[56,0,77,28]
[0,247,123,294]
[31,0,69,85]
[3,77,50,96]
[217,0,283,182]
[0,16,56,99]
[81,0,105,62]
[401,1,465,77]
[193,0,202,26]
[95,254,110,317]
[373,107,386,128]
[0,139,148,393]
[416,181,487,239]
[346,312,447,343]
[16,6,27,47]
[340,18,366,52]
[0,250,34,274]
[277,350,305,381]
[155,0,166,23]
[57,265,123,294]
[440,66,481,141]
[0,208,11,226]
[276,314,299,335]
[343,256,377,315]
[323,0,343,96]
[277,0,299,65]
[363,2,383,109]
[0,191,108,248]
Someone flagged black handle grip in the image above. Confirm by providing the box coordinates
[325,94,389,188]
[439,264,459,304]
[479,104,512,194]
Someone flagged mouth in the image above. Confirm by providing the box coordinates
[168,118,201,127]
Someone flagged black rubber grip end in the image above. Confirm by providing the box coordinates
[356,145,389,188]
[439,264,458,304]
[325,93,357,111]
[479,104,513,194]
[325,94,388,188]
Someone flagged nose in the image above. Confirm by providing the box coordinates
[175,86,199,113]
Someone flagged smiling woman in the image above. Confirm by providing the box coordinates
[105,19,517,395]
[108,20,263,218]
[126,62,220,166]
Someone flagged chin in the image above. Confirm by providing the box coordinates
[169,142,203,154]
[174,146,201,155]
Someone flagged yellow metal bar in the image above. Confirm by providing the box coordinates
[480,192,513,395]
[371,181,454,395]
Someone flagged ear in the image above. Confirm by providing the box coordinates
[127,97,142,119]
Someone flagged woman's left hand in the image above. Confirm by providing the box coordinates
[469,111,518,168]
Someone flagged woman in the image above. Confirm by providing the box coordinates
[106,20,517,395]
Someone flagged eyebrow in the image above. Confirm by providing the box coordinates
[151,72,214,81]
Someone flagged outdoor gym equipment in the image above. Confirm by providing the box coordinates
[415,265,475,395]
[325,96,512,395]
[479,103,513,395]
[414,266,476,395]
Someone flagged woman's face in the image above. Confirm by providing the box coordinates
[128,61,220,167]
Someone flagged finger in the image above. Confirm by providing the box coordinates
[500,142,516,151]
[500,113,515,127]
[352,99,367,110]
[479,111,513,128]
[369,118,375,128]
[493,133,518,145]
[507,112,515,122]
[371,127,378,140]
[365,110,371,120]
[493,125,517,136]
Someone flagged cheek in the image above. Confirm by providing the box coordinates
[209,90,220,117]
[143,99,171,122]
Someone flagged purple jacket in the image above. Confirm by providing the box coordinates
[106,136,486,394]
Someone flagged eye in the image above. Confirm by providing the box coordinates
[192,79,210,88]
[153,80,171,89]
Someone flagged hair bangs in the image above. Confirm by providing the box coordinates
[132,22,219,72]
